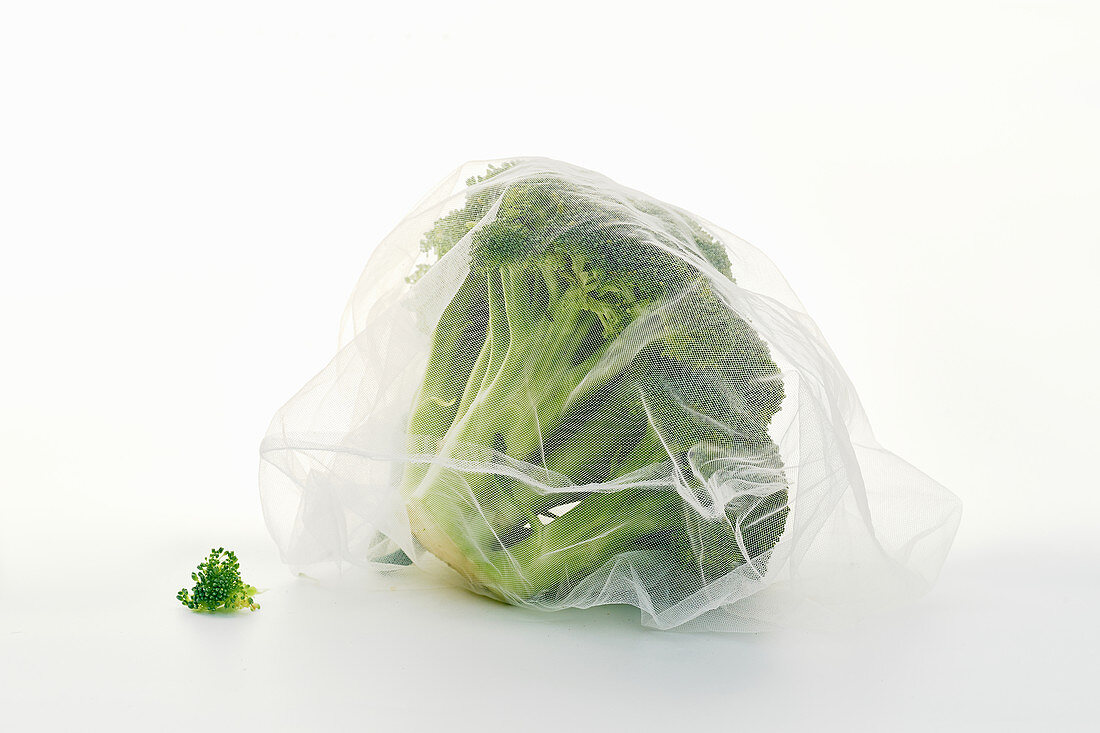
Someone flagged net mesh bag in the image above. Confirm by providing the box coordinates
[259,158,962,631]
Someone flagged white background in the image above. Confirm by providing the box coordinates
[2,1,1098,730]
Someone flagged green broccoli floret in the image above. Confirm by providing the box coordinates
[401,164,788,606]
[177,548,260,613]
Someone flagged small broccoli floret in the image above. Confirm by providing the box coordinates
[177,548,260,613]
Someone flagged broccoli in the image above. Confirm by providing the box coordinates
[177,548,260,613]
[400,163,788,607]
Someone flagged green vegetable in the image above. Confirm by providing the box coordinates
[177,548,260,613]
[401,164,788,605]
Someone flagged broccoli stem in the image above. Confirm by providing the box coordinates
[406,261,613,504]
[404,272,488,488]
[406,272,488,438]
[452,305,494,420]
[409,482,686,602]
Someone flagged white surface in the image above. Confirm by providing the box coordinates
[2,1,1098,730]
[4,528,1099,731]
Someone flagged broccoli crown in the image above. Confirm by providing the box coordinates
[177,548,259,613]
[465,170,782,433]
[399,160,788,606]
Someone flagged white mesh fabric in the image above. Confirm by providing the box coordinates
[259,158,961,631]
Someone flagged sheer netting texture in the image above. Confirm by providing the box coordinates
[260,158,961,631]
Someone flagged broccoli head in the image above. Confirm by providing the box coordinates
[399,162,788,607]
[177,548,260,613]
